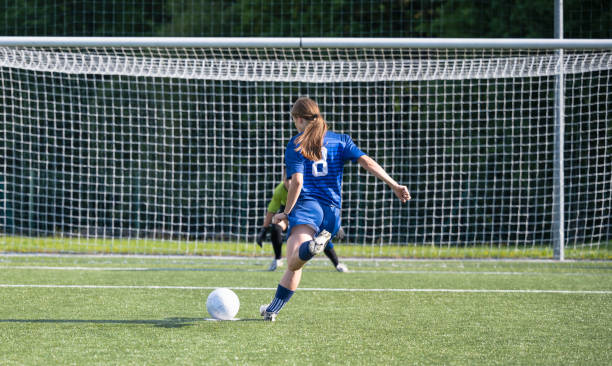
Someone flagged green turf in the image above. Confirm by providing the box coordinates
[2,236,611,259]
[0,255,610,365]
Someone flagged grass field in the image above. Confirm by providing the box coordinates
[2,236,611,259]
[0,254,611,365]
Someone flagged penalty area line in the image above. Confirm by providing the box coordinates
[0,284,610,294]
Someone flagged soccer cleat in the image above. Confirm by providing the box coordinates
[336,263,349,272]
[268,259,282,271]
[259,304,277,322]
[308,230,332,256]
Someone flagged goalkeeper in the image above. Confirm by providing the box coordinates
[256,177,348,272]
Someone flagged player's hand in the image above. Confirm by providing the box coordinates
[256,227,268,247]
[272,212,287,225]
[335,227,346,241]
[393,185,411,203]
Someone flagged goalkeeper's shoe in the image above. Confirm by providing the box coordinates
[268,259,282,271]
[256,227,268,247]
[336,263,349,273]
[308,230,332,256]
[259,304,277,322]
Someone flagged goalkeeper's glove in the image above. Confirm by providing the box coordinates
[256,227,268,247]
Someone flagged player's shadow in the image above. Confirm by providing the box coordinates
[139,268,271,273]
[0,317,261,328]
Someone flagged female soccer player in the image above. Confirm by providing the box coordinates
[256,178,349,272]
[260,97,410,321]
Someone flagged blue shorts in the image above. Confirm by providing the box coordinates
[287,198,341,247]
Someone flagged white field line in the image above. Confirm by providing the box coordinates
[0,265,609,277]
[0,284,610,294]
[0,252,594,263]
[0,266,150,271]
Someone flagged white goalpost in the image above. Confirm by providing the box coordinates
[0,37,611,259]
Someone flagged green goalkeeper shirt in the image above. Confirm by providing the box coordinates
[267,182,288,213]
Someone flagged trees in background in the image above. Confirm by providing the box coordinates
[1,0,610,38]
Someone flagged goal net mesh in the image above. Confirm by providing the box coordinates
[1,46,610,258]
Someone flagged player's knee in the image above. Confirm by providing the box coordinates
[287,254,305,271]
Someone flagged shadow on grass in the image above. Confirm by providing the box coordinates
[0,317,261,328]
[139,268,269,272]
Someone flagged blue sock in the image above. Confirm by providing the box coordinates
[266,284,294,314]
[298,240,315,261]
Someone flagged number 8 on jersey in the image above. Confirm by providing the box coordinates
[312,147,328,177]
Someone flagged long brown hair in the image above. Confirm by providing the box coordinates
[291,97,328,161]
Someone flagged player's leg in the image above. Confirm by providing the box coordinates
[324,242,338,266]
[324,242,349,272]
[268,216,289,271]
[288,199,329,265]
[319,205,348,271]
[284,225,332,275]
[261,201,328,321]
[261,224,313,321]
[268,223,283,271]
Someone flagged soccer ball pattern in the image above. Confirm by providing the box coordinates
[206,288,240,320]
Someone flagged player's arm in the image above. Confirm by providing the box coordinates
[284,172,302,214]
[282,168,291,191]
[357,155,411,203]
[273,172,302,224]
[262,211,275,228]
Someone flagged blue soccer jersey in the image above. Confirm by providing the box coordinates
[285,131,365,207]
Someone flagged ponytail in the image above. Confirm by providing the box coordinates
[291,97,328,161]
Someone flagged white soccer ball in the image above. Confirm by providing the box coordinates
[206,288,240,320]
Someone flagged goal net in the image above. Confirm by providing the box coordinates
[1,44,610,258]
